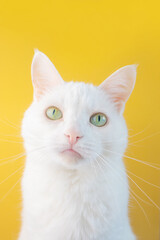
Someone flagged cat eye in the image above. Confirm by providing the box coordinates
[46,107,63,120]
[90,113,107,127]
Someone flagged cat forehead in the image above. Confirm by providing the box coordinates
[41,81,111,111]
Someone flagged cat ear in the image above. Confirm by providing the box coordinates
[99,65,137,113]
[31,49,64,100]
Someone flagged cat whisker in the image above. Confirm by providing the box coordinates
[127,172,160,210]
[127,190,150,225]
[94,157,123,205]
[94,158,106,180]
[97,152,160,210]
[130,131,160,144]
[87,159,110,224]
[126,169,160,189]
[103,148,160,169]
[0,145,49,166]
[128,123,152,138]
[0,152,26,162]
[96,152,153,206]
[0,133,22,138]
[23,134,46,143]
[84,142,160,171]
[94,152,150,224]
[0,166,24,185]
[0,138,23,144]
[90,159,98,179]
[0,177,21,203]
[0,154,26,167]
[101,134,157,146]
[3,117,21,129]
[100,129,160,147]
[0,118,20,130]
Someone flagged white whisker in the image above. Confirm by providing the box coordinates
[3,117,21,129]
[0,133,22,138]
[103,148,160,169]
[0,154,26,167]
[0,118,20,130]
[0,152,25,162]
[130,131,160,144]
[0,177,21,203]
[0,138,23,144]
[126,169,160,189]
[127,173,160,210]
[128,124,152,138]
[97,152,152,206]
[0,166,24,185]
[89,159,98,179]
[128,190,150,225]
[0,145,49,166]
[94,152,150,224]
[97,152,160,210]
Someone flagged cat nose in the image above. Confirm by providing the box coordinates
[64,129,83,145]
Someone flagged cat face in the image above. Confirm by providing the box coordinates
[22,50,137,170]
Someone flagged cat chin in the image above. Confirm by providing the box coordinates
[54,152,86,169]
[61,153,83,163]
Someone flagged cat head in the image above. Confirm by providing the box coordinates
[22,50,137,170]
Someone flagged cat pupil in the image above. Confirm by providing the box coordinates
[98,115,101,122]
[53,109,55,115]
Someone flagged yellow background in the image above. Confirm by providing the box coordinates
[0,0,159,239]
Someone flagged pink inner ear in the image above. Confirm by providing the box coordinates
[99,65,137,112]
[31,50,64,100]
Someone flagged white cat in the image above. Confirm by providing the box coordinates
[19,50,137,240]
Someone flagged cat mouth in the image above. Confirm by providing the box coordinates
[61,148,82,158]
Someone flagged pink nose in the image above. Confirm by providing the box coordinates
[64,130,83,145]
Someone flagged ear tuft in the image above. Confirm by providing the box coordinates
[99,64,138,113]
[34,48,40,54]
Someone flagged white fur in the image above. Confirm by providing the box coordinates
[19,51,136,240]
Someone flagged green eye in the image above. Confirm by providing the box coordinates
[46,107,63,120]
[90,113,107,127]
